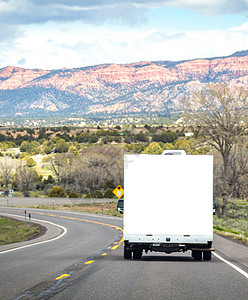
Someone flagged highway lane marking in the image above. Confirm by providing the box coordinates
[213,252,248,280]
[85,260,94,265]
[28,210,123,234]
[0,213,67,255]
[111,244,120,250]
[1,209,123,297]
[0,210,123,258]
[0,209,123,237]
[7,208,247,283]
[56,274,70,280]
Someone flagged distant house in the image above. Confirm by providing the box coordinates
[184,132,194,137]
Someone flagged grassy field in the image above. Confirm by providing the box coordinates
[0,217,40,246]
[213,217,248,245]
[213,199,248,245]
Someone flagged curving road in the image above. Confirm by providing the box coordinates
[0,207,248,300]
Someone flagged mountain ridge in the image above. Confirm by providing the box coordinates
[1,50,248,117]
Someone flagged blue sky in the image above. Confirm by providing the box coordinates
[1,0,248,70]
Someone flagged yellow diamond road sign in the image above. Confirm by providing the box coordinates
[113,185,124,199]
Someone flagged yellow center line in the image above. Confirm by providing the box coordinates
[1,209,123,255]
[111,244,120,250]
[56,273,70,280]
[0,208,123,283]
[31,211,123,235]
[85,260,94,265]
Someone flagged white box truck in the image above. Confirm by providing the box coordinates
[123,154,214,261]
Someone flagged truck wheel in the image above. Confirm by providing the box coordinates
[192,250,202,261]
[203,251,211,261]
[124,246,132,259]
[133,250,142,260]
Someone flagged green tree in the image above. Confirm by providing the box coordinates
[44,146,52,155]
[56,139,69,153]
[163,142,174,151]
[20,141,28,152]
[152,131,177,143]
[20,141,40,155]
[142,142,163,154]
[26,157,37,167]
[69,146,79,156]
[29,141,40,155]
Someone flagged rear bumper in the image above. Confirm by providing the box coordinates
[124,233,213,244]
[124,241,213,253]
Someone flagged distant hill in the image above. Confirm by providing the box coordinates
[1,51,248,118]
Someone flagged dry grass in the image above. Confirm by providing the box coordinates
[29,202,123,217]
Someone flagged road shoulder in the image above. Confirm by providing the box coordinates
[214,233,248,272]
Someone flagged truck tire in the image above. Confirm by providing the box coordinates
[133,250,142,260]
[124,246,132,259]
[203,251,211,261]
[192,250,202,261]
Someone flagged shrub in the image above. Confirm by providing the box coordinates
[48,186,67,198]
[93,190,103,198]
[68,190,80,198]
[59,187,67,198]
[104,188,114,198]
[48,186,60,197]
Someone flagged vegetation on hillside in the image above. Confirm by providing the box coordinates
[0,83,248,224]
[0,123,208,198]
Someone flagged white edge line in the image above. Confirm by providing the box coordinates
[0,213,67,254]
[213,252,248,280]
[1,212,247,281]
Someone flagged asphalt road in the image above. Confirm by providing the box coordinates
[0,207,247,300]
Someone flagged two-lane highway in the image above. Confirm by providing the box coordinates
[0,207,248,300]
[0,207,122,299]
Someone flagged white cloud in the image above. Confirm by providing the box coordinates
[1,1,248,27]
[1,1,248,69]
[3,21,246,70]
